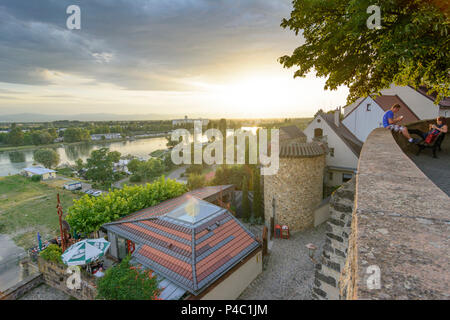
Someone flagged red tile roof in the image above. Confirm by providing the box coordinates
[103,186,259,296]
[374,95,420,125]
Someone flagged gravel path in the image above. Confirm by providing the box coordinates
[19,284,72,300]
[238,223,327,300]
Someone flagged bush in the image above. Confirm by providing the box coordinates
[129,174,142,182]
[96,255,161,300]
[40,244,63,263]
[66,177,187,234]
[31,175,42,182]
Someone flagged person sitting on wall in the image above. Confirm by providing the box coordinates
[382,103,419,143]
[409,117,448,142]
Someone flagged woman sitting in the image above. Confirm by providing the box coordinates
[410,117,448,143]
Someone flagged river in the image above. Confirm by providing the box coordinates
[0,137,168,177]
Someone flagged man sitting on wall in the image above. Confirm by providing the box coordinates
[382,103,418,143]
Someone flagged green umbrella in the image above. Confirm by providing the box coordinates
[61,238,110,266]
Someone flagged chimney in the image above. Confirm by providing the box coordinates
[334,108,340,127]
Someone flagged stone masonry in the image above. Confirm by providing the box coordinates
[264,155,325,232]
[312,178,355,300]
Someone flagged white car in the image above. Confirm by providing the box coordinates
[91,191,102,197]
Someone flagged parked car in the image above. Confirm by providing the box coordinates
[84,189,94,195]
[91,191,102,197]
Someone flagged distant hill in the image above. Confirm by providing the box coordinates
[0,113,183,122]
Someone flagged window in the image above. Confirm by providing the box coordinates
[314,128,323,138]
[367,103,371,111]
[329,172,333,181]
[317,119,321,123]
[329,148,335,157]
[342,173,353,183]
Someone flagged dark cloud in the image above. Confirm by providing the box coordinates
[0,0,297,90]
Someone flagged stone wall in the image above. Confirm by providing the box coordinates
[341,128,450,299]
[38,257,97,300]
[264,155,325,232]
[0,274,43,300]
[312,178,355,300]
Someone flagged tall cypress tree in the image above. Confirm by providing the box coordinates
[253,167,263,222]
[242,176,251,221]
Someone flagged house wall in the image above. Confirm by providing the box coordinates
[199,249,262,300]
[342,97,385,142]
[379,85,438,119]
[326,169,355,187]
[304,116,359,170]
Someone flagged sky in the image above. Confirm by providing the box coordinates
[0,0,350,119]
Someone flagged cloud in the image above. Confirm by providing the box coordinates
[0,0,296,91]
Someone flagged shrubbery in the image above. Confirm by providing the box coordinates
[39,244,63,263]
[97,255,161,300]
[66,177,186,234]
[31,174,42,182]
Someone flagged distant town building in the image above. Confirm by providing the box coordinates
[172,116,209,126]
[90,133,122,141]
[22,167,56,180]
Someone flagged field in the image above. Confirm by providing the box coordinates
[0,175,80,249]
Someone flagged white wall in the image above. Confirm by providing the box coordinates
[379,85,439,119]
[304,115,359,170]
[342,97,385,142]
[200,250,263,300]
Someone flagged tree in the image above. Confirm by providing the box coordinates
[8,124,24,146]
[279,0,449,104]
[187,173,206,191]
[241,176,251,221]
[252,167,263,221]
[64,127,90,143]
[34,148,60,168]
[97,255,161,300]
[85,148,121,187]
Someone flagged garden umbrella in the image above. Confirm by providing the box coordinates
[61,238,110,266]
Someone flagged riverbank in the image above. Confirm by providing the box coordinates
[0,132,170,153]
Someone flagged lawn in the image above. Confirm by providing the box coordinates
[0,175,80,249]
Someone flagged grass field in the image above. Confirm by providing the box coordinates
[0,175,80,249]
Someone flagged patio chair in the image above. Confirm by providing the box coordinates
[416,132,446,158]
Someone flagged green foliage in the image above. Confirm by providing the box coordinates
[7,124,24,146]
[187,173,206,191]
[129,174,142,182]
[279,0,449,104]
[85,148,121,187]
[210,165,252,191]
[31,174,42,182]
[241,176,251,221]
[66,177,187,234]
[185,164,203,175]
[40,244,63,263]
[97,255,161,300]
[64,127,90,143]
[252,167,263,221]
[33,148,60,168]
[128,158,165,182]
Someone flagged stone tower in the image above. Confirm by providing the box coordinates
[264,140,326,232]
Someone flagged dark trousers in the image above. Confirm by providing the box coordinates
[409,129,428,140]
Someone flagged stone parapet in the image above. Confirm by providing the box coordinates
[341,128,450,300]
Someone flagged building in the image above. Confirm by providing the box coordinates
[342,95,419,142]
[22,167,56,180]
[279,125,307,144]
[90,133,122,141]
[172,116,209,127]
[304,111,362,187]
[379,84,450,118]
[264,140,326,233]
[103,185,263,300]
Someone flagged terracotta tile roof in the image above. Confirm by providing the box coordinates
[103,192,259,296]
[374,95,420,124]
[411,85,450,108]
